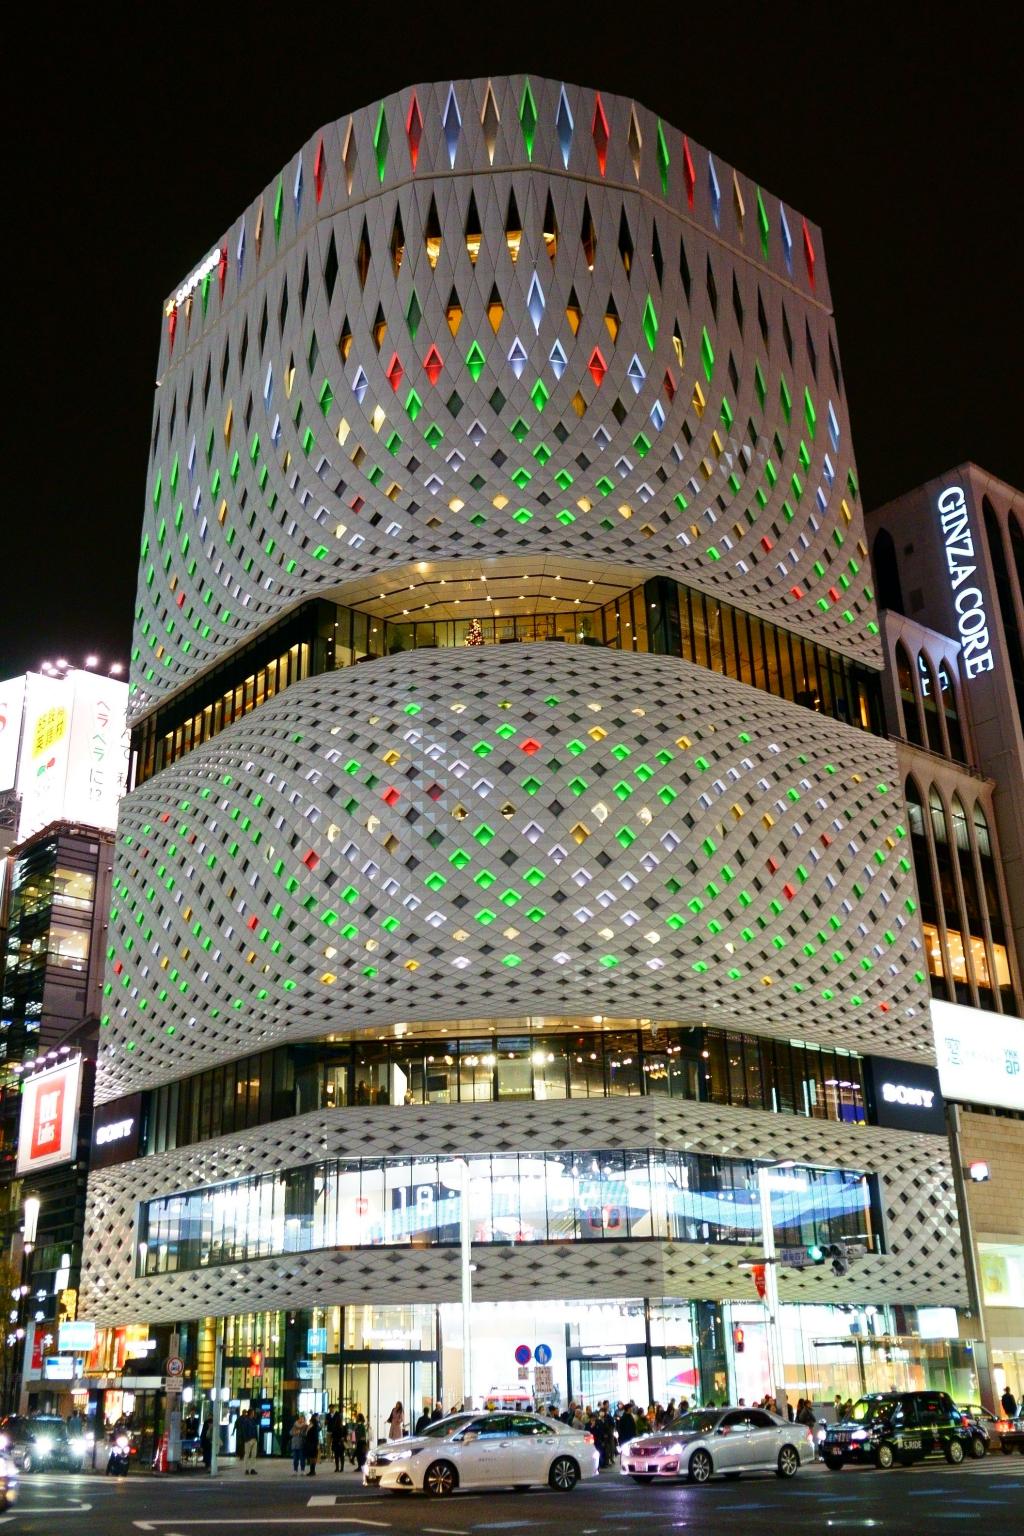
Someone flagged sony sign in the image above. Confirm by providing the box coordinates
[91,1092,142,1168]
[881,1081,935,1109]
[95,1116,134,1146]
[864,1055,945,1133]
[938,486,995,677]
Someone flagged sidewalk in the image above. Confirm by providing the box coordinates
[127,1456,370,1481]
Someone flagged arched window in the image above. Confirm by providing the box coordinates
[895,641,922,747]
[972,801,1017,1013]
[872,528,905,614]
[951,793,991,1006]
[1010,509,1023,598]
[929,785,969,1003]
[983,496,1024,724]
[905,776,944,996]
[918,653,946,755]
[936,659,966,763]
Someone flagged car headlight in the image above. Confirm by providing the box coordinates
[388,1449,413,1461]
[850,1430,868,1440]
[35,1438,54,1456]
[665,1443,682,1456]
[70,1437,89,1456]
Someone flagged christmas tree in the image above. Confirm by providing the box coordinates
[465,617,484,646]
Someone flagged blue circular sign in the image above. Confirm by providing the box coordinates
[534,1343,552,1366]
[514,1344,532,1366]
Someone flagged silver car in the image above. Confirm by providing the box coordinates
[620,1406,815,1484]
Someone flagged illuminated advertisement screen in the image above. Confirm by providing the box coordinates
[930,1000,1024,1112]
[15,1058,83,1174]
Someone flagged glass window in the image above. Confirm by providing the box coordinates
[458,1042,494,1102]
[605,1031,642,1095]
[530,1039,568,1099]
[495,1040,533,1100]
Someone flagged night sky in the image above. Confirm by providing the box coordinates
[4,9,1020,679]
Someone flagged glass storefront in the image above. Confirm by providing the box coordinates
[132,576,883,785]
[138,1021,867,1158]
[138,1151,878,1276]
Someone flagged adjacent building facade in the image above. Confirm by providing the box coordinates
[79,78,977,1450]
[867,467,1024,1405]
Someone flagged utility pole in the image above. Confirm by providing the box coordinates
[209,1320,225,1476]
[457,1158,473,1409]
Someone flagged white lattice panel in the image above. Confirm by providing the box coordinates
[99,645,929,1100]
[80,1095,966,1324]
[133,76,878,722]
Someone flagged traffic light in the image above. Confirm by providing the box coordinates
[806,1243,825,1264]
[733,1327,745,1354]
[827,1242,849,1277]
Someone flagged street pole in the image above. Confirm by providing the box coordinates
[167,1330,181,1471]
[458,1157,473,1410]
[946,1102,995,1409]
[756,1167,788,1419]
[209,1320,224,1476]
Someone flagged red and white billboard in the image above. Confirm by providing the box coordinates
[16,1058,83,1174]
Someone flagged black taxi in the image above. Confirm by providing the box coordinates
[823,1391,973,1470]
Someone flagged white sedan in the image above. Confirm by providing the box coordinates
[366,1410,599,1495]
[621,1406,816,1483]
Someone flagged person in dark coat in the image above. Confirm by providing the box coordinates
[330,1411,346,1471]
[303,1414,321,1476]
[200,1417,212,1470]
[1001,1386,1019,1418]
[353,1412,368,1470]
[617,1403,637,1446]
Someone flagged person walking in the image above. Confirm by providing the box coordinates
[386,1402,405,1441]
[290,1413,307,1474]
[200,1416,212,1471]
[1001,1385,1018,1418]
[330,1411,346,1471]
[304,1414,321,1476]
[353,1412,368,1470]
[414,1403,432,1434]
[797,1397,816,1428]
[237,1407,259,1474]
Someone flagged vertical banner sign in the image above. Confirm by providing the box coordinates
[16,1058,84,1174]
[64,671,130,829]
[0,675,26,790]
[16,673,71,839]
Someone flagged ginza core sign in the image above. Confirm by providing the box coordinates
[938,486,995,677]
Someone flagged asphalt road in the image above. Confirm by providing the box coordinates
[3,1456,1022,1535]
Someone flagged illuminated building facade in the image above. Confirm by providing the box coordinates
[80,79,975,1442]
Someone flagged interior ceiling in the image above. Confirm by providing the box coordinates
[324,555,646,621]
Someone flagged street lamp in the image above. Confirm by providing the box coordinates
[754,1162,800,1419]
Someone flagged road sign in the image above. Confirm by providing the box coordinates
[534,1343,552,1365]
[164,1376,184,1393]
[514,1344,532,1366]
[517,1365,529,1380]
[534,1365,554,1395]
[165,1355,184,1377]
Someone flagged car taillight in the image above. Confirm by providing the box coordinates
[961,1415,971,1427]
[583,1433,594,1445]
[806,1429,814,1442]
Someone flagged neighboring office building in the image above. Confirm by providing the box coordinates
[80,78,976,1451]
[867,468,1024,1408]
[0,824,115,1411]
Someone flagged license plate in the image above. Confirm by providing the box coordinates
[633,1463,646,1471]
[903,1438,921,1449]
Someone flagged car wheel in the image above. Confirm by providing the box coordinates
[945,1439,965,1465]
[423,1460,457,1497]
[970,1435,987,1459]
[875,1442,895,1470]
[548,1455,579,1491]
[776,1444,800,1479]
[687,1448,713,1484]
[631,1475,654,1483]
[21,1452,34,1475]
[824,1452,845,1472]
